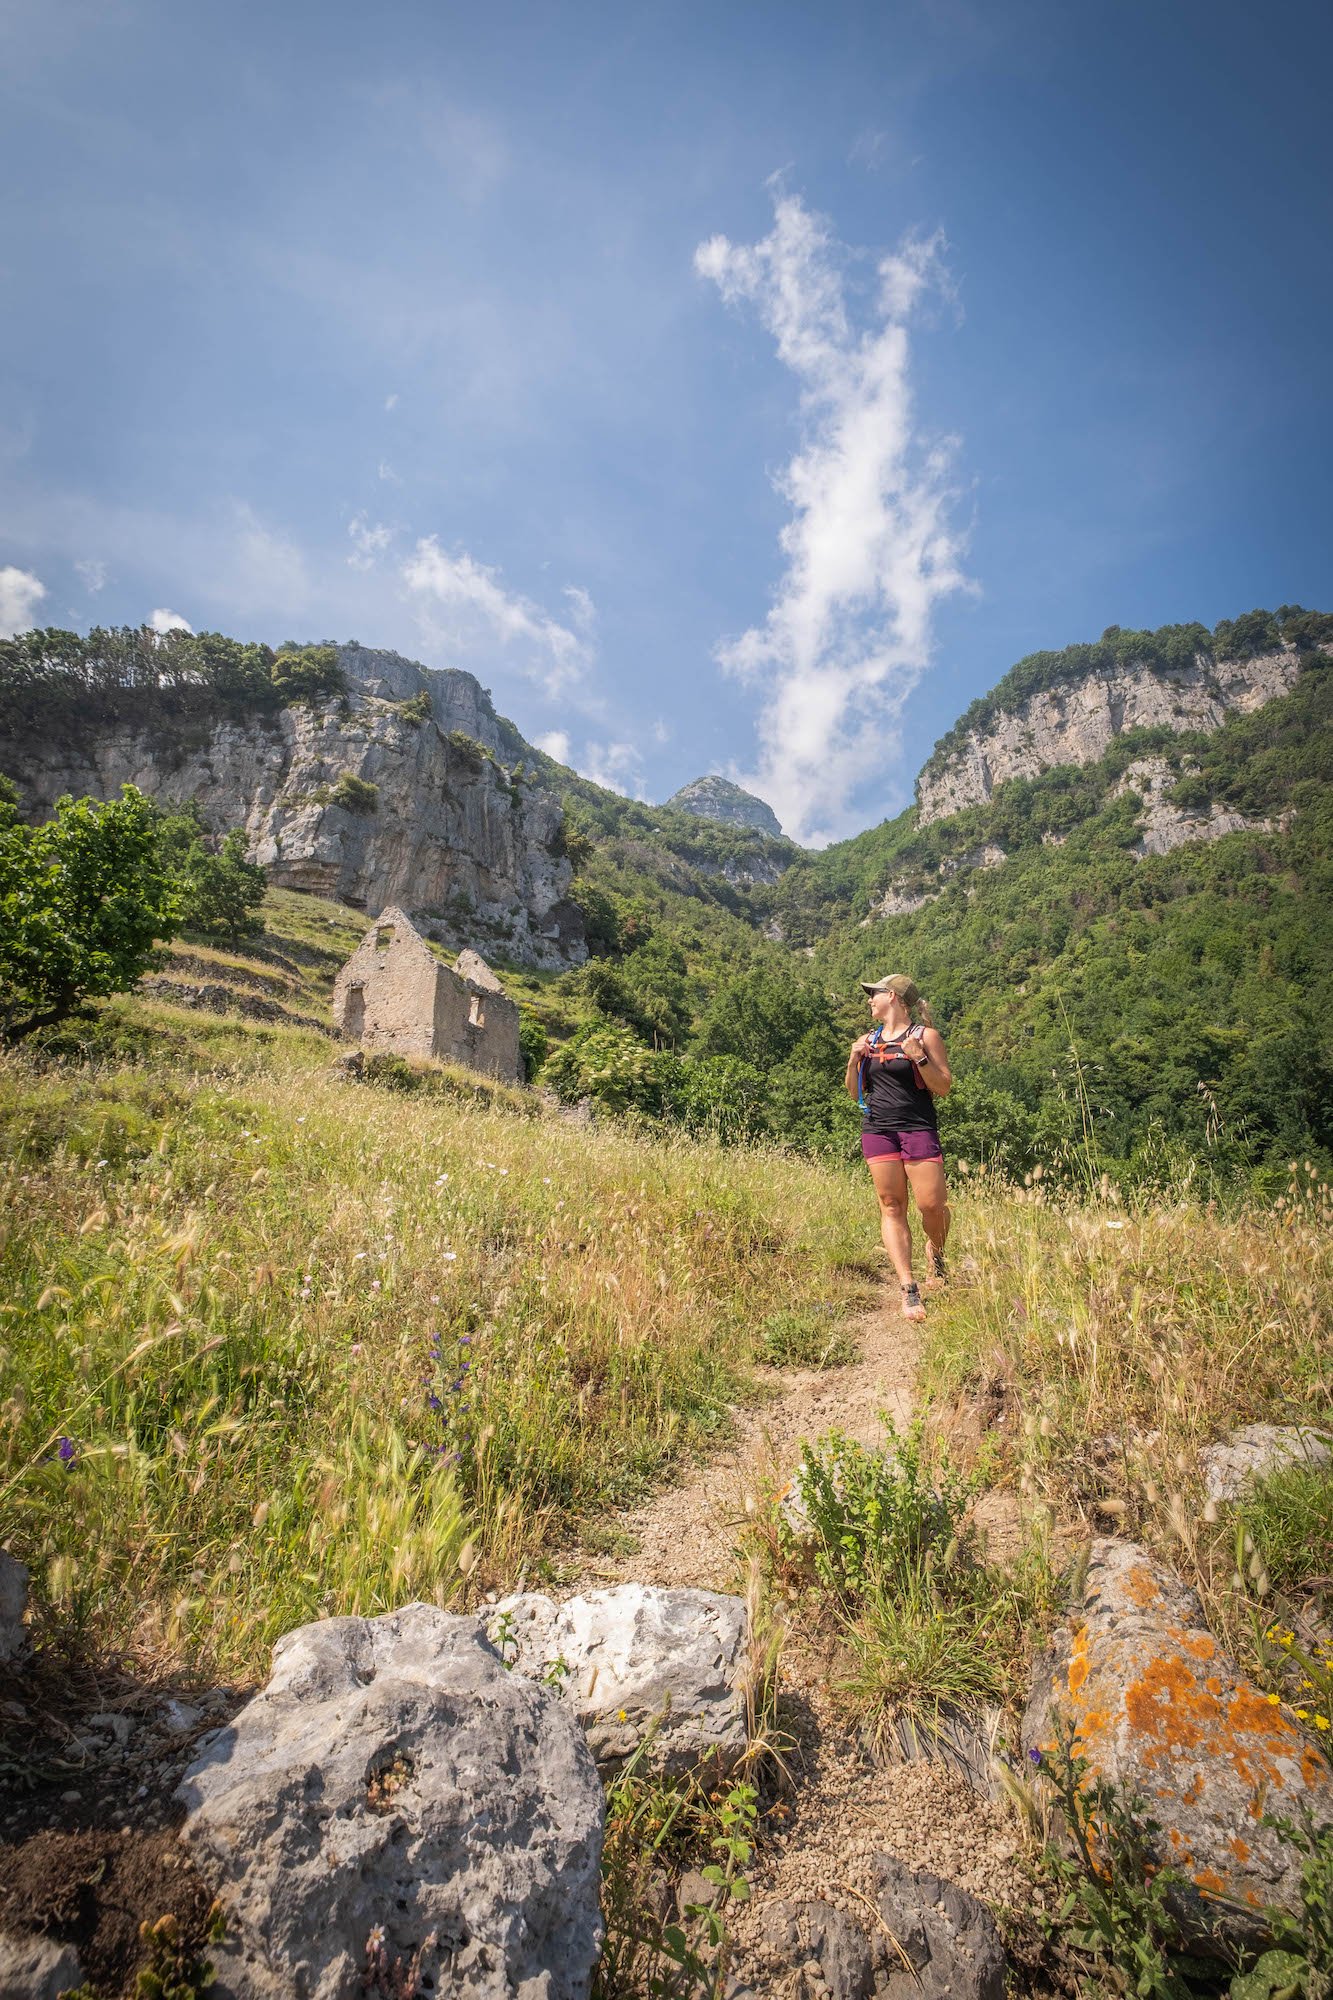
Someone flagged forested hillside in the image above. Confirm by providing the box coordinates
[3,611,1331,1185]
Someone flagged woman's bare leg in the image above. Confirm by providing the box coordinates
[905,1156,951,1273]
[867,1157,914,1285]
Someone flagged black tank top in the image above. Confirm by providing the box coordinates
[861,1036,939,1135]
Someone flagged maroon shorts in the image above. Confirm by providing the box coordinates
[862,1129,943,1164]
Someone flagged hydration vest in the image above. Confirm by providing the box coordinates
[857,1024,929,1113]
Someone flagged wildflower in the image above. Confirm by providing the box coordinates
[1028,1747,1042,1767]
[371,1281,381,1292]
[57,1437,77,1464]
[354,1251,367,1261]
[443,1252,457,1262]
[459,1335,472,1346]
[1267,1693,1281,1705]
[366,1924,386,1953]
[1317,1717,1330,1732]
[350,1343,362,1356]
[428,1395,442,1411]
[431,1295,441,1305]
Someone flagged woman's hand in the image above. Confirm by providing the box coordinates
[901,1025,929,1064]
[849,1033,874,1060]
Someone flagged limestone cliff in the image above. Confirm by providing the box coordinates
[916,646,1300,824]
[4,645,585,968]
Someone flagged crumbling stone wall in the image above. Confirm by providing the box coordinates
[331,907,522,1083]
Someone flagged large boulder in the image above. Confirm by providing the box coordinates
[176,1602,604,2000]
[0,1552,29,1665]
[1022,1538,1333,1945]
[488,1584,749,1777]
[1200,1422,1332,1504]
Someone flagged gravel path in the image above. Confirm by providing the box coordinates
[561,1287,1045,1985]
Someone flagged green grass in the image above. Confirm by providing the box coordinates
[755,1307,859,1370]
[0,896,873,1681]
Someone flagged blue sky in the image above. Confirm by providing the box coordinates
[2,0,1330,843]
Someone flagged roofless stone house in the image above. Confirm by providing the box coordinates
[331,906,523,1084]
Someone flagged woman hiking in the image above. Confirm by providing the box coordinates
[846,974,952,1323]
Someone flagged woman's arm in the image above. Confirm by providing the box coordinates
[845,1034,871,1101]
[907,1025,952,1096]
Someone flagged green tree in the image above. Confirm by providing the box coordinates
[268,645,346,705]
[0,782,181,1039]
[157,806,266,944]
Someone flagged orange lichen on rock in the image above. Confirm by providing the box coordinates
[1124,1653,1218,1755]
[1125,1563,1166,1610]
[1192,1866,1229,1900]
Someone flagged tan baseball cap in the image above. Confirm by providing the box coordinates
[859,973,920,1004]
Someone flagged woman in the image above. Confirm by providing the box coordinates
[845,974,952,1323]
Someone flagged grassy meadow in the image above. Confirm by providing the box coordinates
[2,888,1331,1724]
[0,894,876,1681]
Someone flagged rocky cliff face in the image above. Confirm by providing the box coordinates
[916,647,1300,824]
[663,774,784,838]
[6,646,585,968]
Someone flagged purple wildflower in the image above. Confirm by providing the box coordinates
[1028,1748,1042,1767]
[427,1394,442,1411]
[57,1437,76,1464]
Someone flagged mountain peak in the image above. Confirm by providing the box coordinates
[662,774,783,838]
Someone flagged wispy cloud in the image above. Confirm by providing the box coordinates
[377,461,401,485]
[0,564,45,637]
[75,557,108,593]
[695,192,970,845]
[401,537,594,696]
[347,514,393,571]
[535,729,571,764]
[577,738,646,798]
[149,607,192,634]
[384,393,399,413]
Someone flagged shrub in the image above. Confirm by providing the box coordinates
[783,1420,969,1601]
[398,690,433,724]
[329,772,379,815]
[518,1014,548,1083]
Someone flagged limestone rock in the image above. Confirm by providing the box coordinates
[176,1601,604,2000]
[0,1932,83,2000]
[662,775,784,838]
[917,646,1300,823]
[1021,1537,1333,1944]
[870,1856,1006,1999]
[756,1863,1005,2000]
[0,1552,29,1665]
[488,1584,749,1777]
[758,1900,876,1999]
[2,645,584,970]
[1200,1423,1332,1505]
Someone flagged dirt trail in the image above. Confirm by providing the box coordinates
[566,1305,915,1598]
[562,1288,1042,1991]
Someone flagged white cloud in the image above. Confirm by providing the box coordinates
[696,193,970,845]
[347,514,393,571]
[384,393,399,412]
[401,537,594,696]
[0,564,46,636]
[577,739,646,798]
[149,607,193,634]
[76,558,108,593]
[377,460,401,484]
[535,729,571,765]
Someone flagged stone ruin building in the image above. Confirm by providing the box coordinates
[331,906,523,1084]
